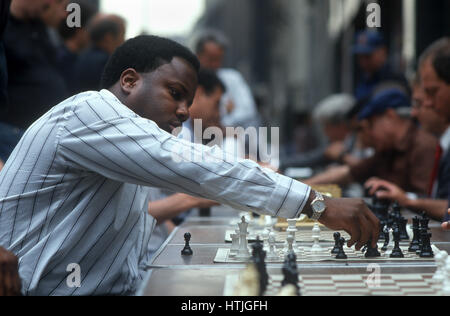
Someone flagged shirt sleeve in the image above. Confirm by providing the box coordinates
[57,99,311,219]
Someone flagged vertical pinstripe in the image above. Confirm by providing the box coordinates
[0,90,311,296]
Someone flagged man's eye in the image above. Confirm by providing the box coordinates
[169,88,181,99]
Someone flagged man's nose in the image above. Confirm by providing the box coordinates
[176,103,190,121]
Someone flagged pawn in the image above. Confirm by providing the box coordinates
[335,237,348,260]
[331,232,341,255]
[390,225,404,258]
[365,239,381,258]
[181,232,193,256]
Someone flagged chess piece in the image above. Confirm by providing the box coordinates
[237,216,251,260]
[287,219,298,247]
[229,231,240,257]
[277,284,299,296]
[310,222,322,253]
[432,251,448,284]
[442,258,450,296]
[335,237,348,260]
[282,252,300,296]
[267,232,278,260]
[390,225,404,258]
[381,225,391,252]
[408,217,421,253]
[285,234,295,254]
[181,232,193,256]
[261,229,271,252]
[251,238,269,296]
[331,232,341,255]
[419,231,434,258]
[365,239,381,258]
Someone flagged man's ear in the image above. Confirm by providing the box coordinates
[119,68,140,95]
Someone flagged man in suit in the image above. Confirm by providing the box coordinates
[367,38,450,222]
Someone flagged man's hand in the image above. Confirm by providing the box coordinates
[442,209,450,231]
[324,142,345,161]
[0,247,21,296]
[365,178,409,206]
[318,198,380,251]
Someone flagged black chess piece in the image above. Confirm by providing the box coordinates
[331,232,341,255]
[399,217,409,241]
[408,217,421,253]
[419,232,434,258]
[416,214,430,255]
[181,233,193,256]
[282,252,300,296]
[365,239,381,258]
[335,237,348,260]
[251,238,269,295]
[390,225,404,258]
[381,225,390,251]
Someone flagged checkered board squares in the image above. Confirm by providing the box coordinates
[224,274,441,296]
[214,244,435,263]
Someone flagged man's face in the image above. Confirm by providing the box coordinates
[357,47,387,75]
[189,86,223,129]
[39,0,68,28]
[126,57,198,134]
[365,112,395,152]
[421,59,450,122]
[411,83,448,136]
[197,41,225,71]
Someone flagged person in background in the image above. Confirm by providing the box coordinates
[367,38,450,221]
[0,247,21,296]
[195,30,261,130]
[1,0,68,162]
[73,13,126,93]
[443,209,450,230]
[307,83,437,198]
[353,30,408,102]
[280,94,364,170]
[56,1,95,95]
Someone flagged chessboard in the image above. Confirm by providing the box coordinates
[223,273,442,296]
[214,243,437,263]
[225,229,351,243]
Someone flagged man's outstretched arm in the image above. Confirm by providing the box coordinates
[0,247,21,296]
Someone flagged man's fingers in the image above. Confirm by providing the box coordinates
[347,218,361,249]
[443,222,450,230]
[355,214,371,250]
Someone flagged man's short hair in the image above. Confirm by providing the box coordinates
[89,15,125,44]
[100,35,200,89]
[313,94,356,125]
[419,37,450,84]
[197,69,226,95]
[194,29,229,55]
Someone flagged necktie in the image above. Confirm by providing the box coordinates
[428,145,443,197]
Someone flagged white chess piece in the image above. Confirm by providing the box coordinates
[432,251,447,284]
[442,257,450,296]
[310,222,323,253]
[267,232,279,260]
[261,228,271,252]
[237,216,251,259]
[285,234,295,254]
[229,230,240,257]
[286,219,298,247]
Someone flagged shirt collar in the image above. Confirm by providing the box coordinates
[440,126,450,153]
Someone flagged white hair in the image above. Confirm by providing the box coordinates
[313,94,356,125]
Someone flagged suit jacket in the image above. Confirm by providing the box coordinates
[437,150,450,200]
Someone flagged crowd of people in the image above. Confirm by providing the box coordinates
[0,1,449,296]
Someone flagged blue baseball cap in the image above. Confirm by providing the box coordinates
[358,88,411,120]
[353,30,385,55]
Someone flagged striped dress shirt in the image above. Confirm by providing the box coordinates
[0,89,311,296]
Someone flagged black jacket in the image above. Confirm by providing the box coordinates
[0,0,10,110]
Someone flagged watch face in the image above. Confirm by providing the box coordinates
[313,201,326,213]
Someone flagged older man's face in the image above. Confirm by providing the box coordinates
[421,58,450,122]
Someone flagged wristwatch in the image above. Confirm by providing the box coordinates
[310,191,326,221]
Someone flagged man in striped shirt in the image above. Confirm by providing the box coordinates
[0,35,379,296]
